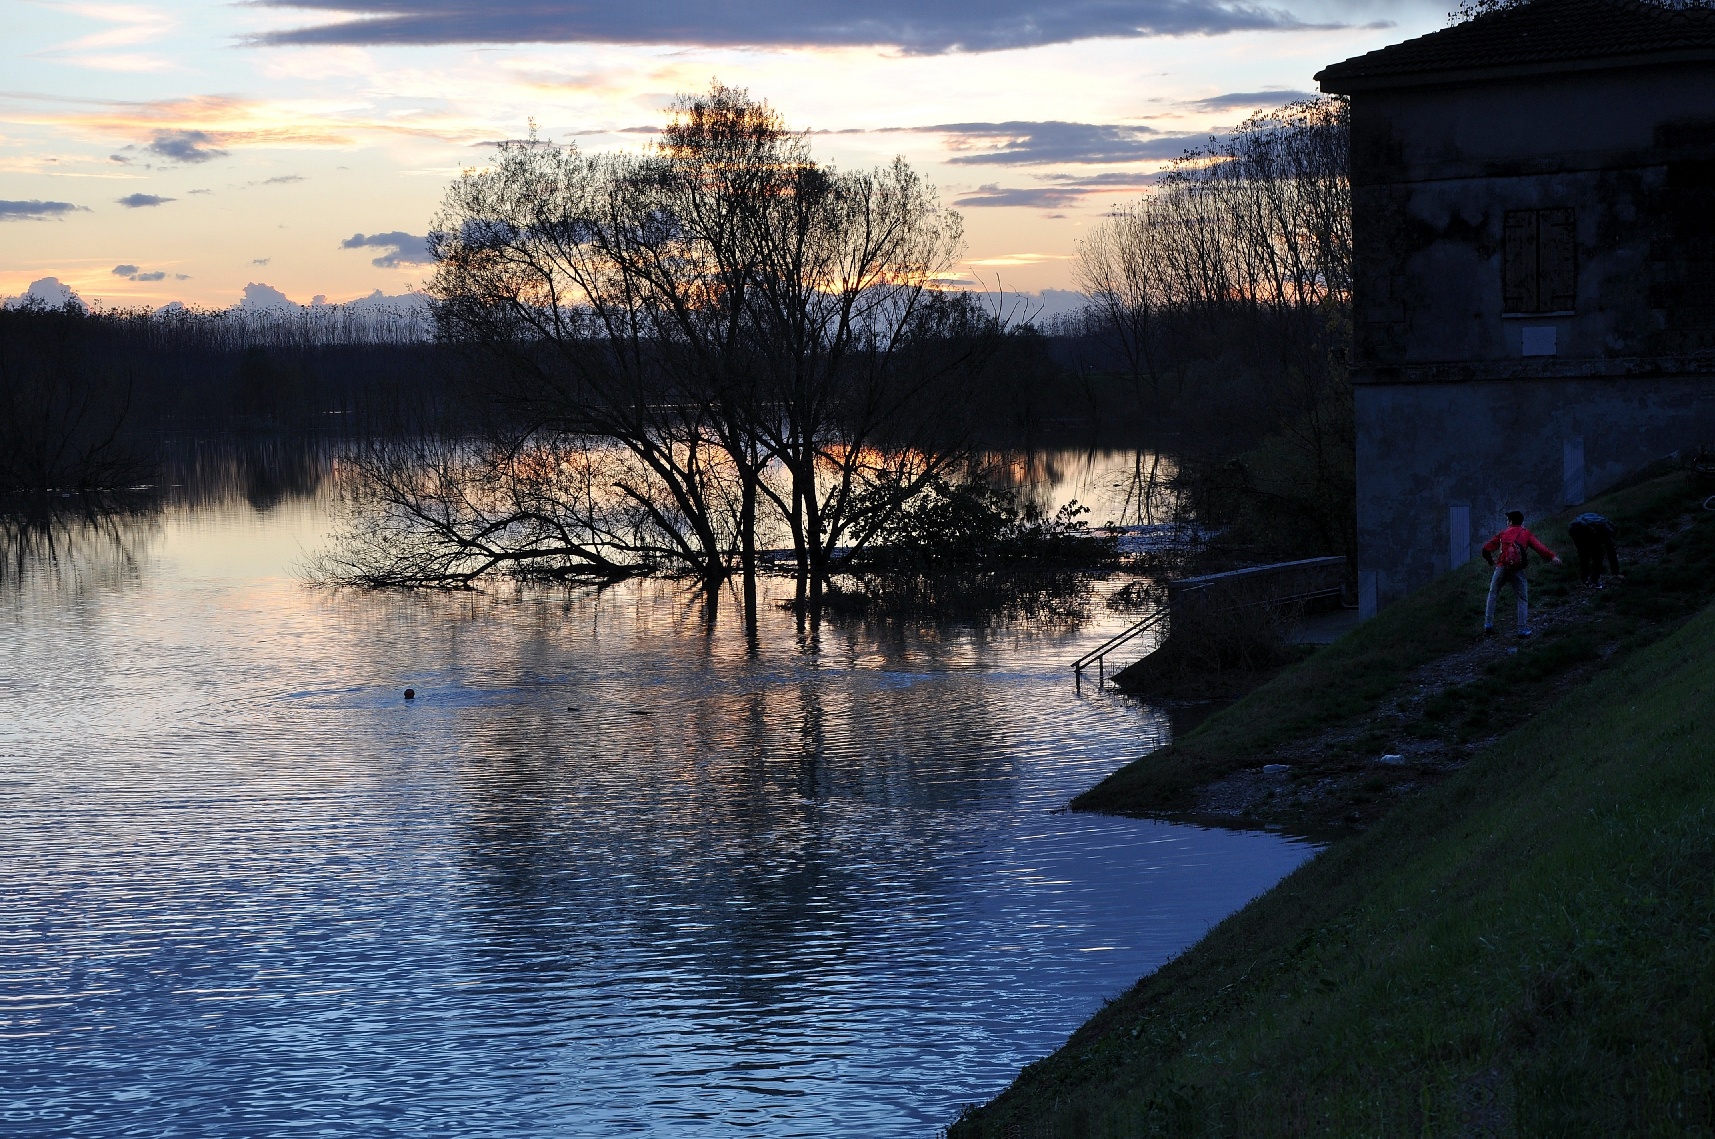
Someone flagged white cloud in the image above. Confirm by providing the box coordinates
[239,281,295,309]
[3,276,88,310]
[345,286,429,311]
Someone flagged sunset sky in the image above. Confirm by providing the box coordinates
[2,0,1445,312]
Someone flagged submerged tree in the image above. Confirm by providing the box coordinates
[314,434,669,588]
[408,83,994,608]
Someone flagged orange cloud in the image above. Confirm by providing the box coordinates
[964,252,1071,267]
[6,92,497,155]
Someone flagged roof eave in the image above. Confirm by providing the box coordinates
[1317,47,1715,94]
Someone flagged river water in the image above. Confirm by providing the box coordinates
[1,445,1314,1137]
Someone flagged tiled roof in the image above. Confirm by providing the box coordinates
[1317,0,1715,89]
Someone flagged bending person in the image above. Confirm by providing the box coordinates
[1567,511,1620,587]
[1481,510,1562,638]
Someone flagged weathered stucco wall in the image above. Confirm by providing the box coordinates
[1347,59,1715,612]
[1351,62,1715,368]
[1356,369,1715,613]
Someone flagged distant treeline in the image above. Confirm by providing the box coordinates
[0,290,1121,496]
[0,301,459,492]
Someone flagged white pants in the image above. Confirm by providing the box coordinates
[1485,565,1529,629]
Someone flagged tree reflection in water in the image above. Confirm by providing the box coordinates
[2,440,1314,1139]
[0,495,160,593]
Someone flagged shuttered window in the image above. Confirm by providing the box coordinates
[1504,208,1576,313]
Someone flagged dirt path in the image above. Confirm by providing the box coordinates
[1169,514,1702,836]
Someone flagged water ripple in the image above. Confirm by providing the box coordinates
[1,484,1315,1137]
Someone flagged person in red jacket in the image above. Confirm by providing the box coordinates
[1481,510,1562,638]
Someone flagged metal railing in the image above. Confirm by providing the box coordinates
[1071,579,1349,693]
[1072,609,1167,692]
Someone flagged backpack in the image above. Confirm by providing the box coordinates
[1497,529,1529,569]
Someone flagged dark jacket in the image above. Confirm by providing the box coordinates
[1568,513,1620,576]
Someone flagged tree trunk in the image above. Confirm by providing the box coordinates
[802,467,826,611]
[740,469,759,627]
[789,457,810,607]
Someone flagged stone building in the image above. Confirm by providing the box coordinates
[1317,0,1715,615]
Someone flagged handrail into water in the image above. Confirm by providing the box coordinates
[1072,576,1348,692]
[1073,609,1166,691]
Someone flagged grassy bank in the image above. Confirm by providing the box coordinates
[1077,469,1715,831]
[950,584,1715,1135]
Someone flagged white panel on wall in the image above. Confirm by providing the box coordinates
[1522,326,1558,356]
[1359,570,1378,621]
[1563,435,1586,505]
[1448,503,1471,569]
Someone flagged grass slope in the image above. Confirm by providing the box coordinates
[1077,469,1715,824]
[950,587,1715,1135]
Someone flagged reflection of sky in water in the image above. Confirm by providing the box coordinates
[1,448,1312,1137]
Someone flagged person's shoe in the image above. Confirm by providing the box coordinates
[1518,627,1534,639]
[1483,625,1495,636]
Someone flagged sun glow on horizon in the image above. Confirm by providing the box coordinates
[2,0,1447,310]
